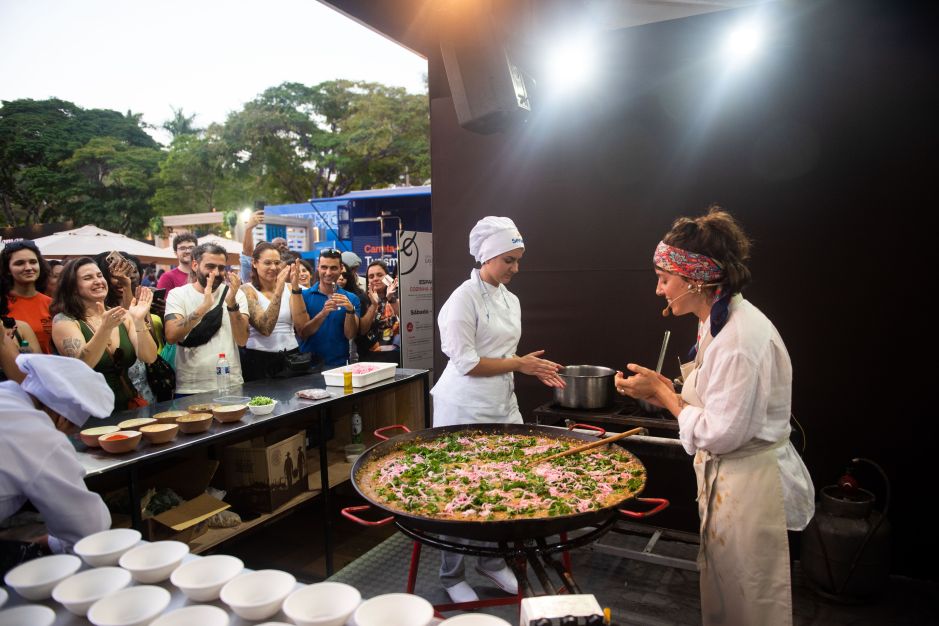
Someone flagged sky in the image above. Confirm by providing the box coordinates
[0,0,428,143]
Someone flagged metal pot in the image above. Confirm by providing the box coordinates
[553,365,616,409]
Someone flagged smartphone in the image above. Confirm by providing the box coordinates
[152,288,167,301]
[382,274,394,288]
[105,250,123,267]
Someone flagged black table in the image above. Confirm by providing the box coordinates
[75,369,431,575]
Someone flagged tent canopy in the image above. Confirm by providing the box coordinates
[33,225,176,265]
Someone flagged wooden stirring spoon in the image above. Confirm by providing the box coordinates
[531,427,645,466]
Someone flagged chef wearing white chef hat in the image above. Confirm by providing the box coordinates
[430,216,565,603]
[1,351,113,572]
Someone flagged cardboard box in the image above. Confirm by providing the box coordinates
[141,459,230,544]
[223,429,309,513]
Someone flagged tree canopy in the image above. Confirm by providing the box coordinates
[1,79,430,235]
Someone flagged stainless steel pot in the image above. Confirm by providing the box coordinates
[553,365,616,409]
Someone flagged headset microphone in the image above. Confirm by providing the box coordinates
[662,289,694,317]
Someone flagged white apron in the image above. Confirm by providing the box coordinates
[681,331,793,626]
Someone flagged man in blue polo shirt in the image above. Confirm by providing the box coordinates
[289,249,360,367]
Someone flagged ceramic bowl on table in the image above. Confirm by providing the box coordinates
[80,425,120,447]
[187,402,220,414]
[52,567,133,616]
[150,605,229,626]
[176,412,213,434]
[170,554,244,601]
[353,593,434,626]
[87,585,171,626]
[0,605,55,626]
[248,399,277,415]
[139,423,179,444]
[98,430,142,454]
[439,614,513,626]
[220,569,296,621]
[151,410,188,424]
[283,581,361,626]
[74,528,142,567]
[118,540,189,583]
[117,417,157,430]
[213,403,248,423]
[3,553,81,600]
[0,587,7,608]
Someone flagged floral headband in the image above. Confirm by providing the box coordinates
[653,241,724,283]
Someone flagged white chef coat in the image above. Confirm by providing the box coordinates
[0,382,111,553]
[431,269,523,426]
[676,295,815,530]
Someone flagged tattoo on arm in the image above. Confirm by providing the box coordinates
[256,290,282,335]
[60,337,84,358]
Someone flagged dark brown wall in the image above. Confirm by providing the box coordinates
[428,2,937,577]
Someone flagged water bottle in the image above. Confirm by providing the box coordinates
[351,405,363,444]
[216,353,231,392]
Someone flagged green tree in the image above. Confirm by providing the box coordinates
[59,136,162,235]
[0,98,158,227]
[163,107,200,138]
[151,126,252,216]
[222,80,429,201]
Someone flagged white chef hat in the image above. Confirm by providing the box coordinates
[16,354,115,427]
[468,216,525,263]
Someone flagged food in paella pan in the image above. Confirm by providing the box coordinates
[356,432,646,521]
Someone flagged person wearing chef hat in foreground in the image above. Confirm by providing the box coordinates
[0,350,114,574]
[430,216,566,604]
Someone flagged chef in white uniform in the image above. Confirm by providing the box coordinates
[0,350,114,570]
[431,216,565,604]
[616,207,814,626]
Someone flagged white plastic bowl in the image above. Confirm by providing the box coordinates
[87,585,171,626]
[283,581,361,626]
[0,605,55,626]
[248,399,277,415]
[170,554,244,601]
[74,528,142,567]
[150,604,230,626]
[353,593,434,626]
[52,566,133,616]
[119,540,189,583]
[440,614,513,626]
[0,587,7,608]
[220,569,296,621]
[3,553,81,600]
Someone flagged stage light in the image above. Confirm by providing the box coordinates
[542,35,596,95]
[723,19,765,64]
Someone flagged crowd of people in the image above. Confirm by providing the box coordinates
[0,219,402,403]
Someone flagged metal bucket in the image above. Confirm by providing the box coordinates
[553,365,616,409]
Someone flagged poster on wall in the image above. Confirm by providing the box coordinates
[397,231,433,372]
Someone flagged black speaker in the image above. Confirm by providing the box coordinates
[440,24,531,134]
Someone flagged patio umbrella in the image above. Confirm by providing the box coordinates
[32,225,177,264]
[197,234,242,265]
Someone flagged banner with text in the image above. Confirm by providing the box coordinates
[397,231,433,372]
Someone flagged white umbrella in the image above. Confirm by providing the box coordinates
[32,225,177,264]
[197,234,242,265]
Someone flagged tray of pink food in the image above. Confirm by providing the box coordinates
[322,362,397,388]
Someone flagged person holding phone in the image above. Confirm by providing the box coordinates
[164,243,248,395]
[356,260,401,363]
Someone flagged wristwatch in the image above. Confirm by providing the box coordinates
[291,288,303,295]
[226,304,239,312]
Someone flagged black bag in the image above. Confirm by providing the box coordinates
[146,355,176,402]
[274,349,312,378]
[178,286,228,348]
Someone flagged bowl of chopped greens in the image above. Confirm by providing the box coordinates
[247,396,277,415]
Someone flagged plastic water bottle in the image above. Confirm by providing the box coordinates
[216,353,231,392]
[351,405,363,444]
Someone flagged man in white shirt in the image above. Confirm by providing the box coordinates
[165,243,249,394]
[1,352,114,569]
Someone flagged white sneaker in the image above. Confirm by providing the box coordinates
[476,564,518,595]
[445,581,479,603]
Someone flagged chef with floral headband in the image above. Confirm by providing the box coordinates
[617,206,814,626]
